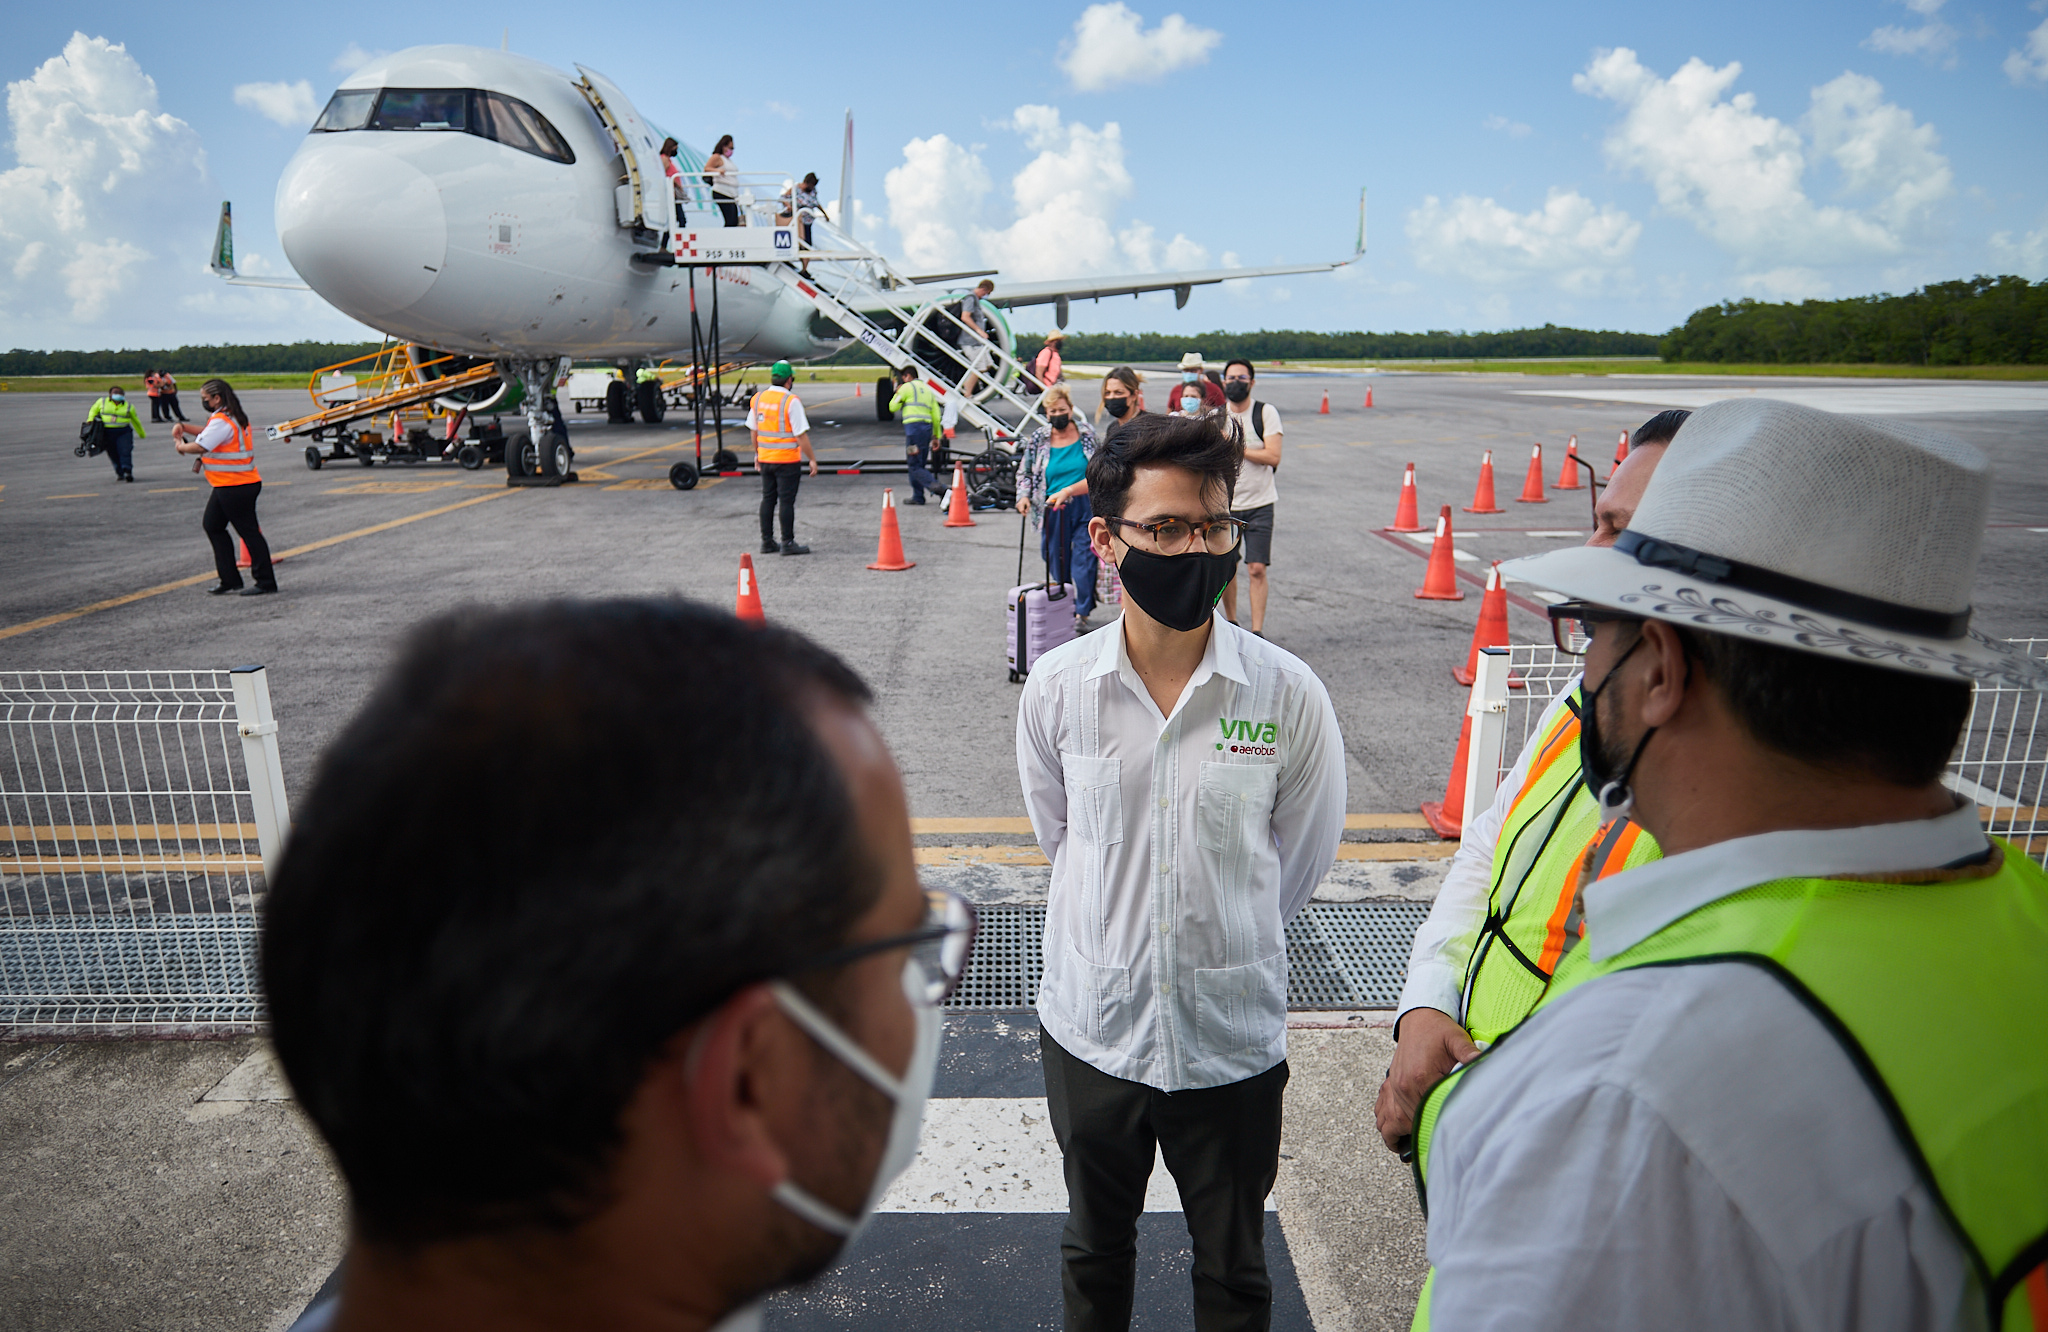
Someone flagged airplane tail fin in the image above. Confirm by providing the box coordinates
[212,201,235,276]
[1356,187,1368,257]
[838,110,854,236]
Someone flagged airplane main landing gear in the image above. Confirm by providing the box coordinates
[876,375,895,422]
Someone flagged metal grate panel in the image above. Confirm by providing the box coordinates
[944,901,1429,1013]
[0,915,263,1033]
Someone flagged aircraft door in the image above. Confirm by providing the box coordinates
[574,65,672,235]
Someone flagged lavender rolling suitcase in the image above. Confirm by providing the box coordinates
[1007,511,1078,682]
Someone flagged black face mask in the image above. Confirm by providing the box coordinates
[1223,382,1250,403]
[1578,634,1655,821]
[1114,542,1240,633]
[1103,397,1130,419]
[1048,413,1072,430]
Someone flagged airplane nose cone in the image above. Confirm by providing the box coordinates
[277,144,447,319]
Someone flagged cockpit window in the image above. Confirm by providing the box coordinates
[311,87,574,164]
[312,89,376,132]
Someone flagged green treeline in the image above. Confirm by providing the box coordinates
[1038,325,1659,362]
[0,341,383,377]
[1660,276,2047,365]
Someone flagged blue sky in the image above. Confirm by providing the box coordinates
[4,0,2045,350]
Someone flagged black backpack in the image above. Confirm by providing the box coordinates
[76,418,105,458]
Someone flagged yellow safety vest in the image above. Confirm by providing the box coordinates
[1459,690,1660,1044]
[1410,842,2048,1331]
[200,412,261,487]
[752,386,803,463]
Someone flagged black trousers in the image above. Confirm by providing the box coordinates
[202,483,274,589]
[161,392,186,422]
[148,395,164,422]
[1041,1029,1288,1332]
[905,422,937,500]
[759,462,803,543]
[103,427,134,478]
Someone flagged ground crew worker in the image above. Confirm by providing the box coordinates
[173,378,275,596]
[1407,398,2048,1329]
[889,364,943,505]
[1375,409,1690,1151]
[85,384,146,482]
[749,360,816,556]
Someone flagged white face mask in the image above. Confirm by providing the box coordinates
[765,964,941,1239]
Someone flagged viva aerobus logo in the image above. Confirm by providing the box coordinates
[1216,718,1278,756]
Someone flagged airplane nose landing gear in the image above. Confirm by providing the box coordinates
[503,357,574,487]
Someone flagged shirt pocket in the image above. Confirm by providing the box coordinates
[1194,952,1288,1058]
[1055,938,1134,1052]
[1194,761,1278,890]
[1062,753,1124,848]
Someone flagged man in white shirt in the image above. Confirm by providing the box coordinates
[1016,413,1346,1332]
[1412,399,2048,1330]
[1215,360,1281,637]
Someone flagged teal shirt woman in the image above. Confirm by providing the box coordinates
[86,386,146,481]
[1013,384,1100,622]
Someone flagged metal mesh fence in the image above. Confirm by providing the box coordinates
[0,669,288,1035]
[1496,639,2048,868]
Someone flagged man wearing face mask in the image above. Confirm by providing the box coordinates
[85,383,146,482]
[1216,361,1281,637]
[1406,399,2048,1331]
[1375,410,1689,1152]
[1016,414,1347,1332]
[1166,352,1226,415]
[267,600,972,1332]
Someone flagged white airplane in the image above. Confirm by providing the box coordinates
[215,44,1358,482]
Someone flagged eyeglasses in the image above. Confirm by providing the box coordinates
[1546,600,1640,656]
[789,887,979,1007]
[1106,515,1246,556]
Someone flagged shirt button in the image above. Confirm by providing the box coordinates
[1159,983,1172,995]
[1159,797,1169,810]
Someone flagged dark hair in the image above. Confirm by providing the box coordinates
[201,378,248,428]
[714,134,734,155]
[975,279,994,293]
[264,600,879,1246]
[802,172,818,187]
[1632,409,1690,449]
[1102,366,1141,396]
[660,137,678,155]
[1674,627,1970,787]
[1223,359,1255,381]
[1086,412,1242,520]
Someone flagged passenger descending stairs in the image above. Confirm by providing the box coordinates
[770,239,1049,445]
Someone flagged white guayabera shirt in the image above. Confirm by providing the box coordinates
[1016,613,1346,1091]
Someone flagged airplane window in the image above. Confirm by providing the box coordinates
[312,89,376,132]
[371,89,470,132]
[474,92,575,165]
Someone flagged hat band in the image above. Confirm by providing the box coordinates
[1615,530,1972,640]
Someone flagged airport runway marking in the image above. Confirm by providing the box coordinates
[44,493,99,500]
[1370,529,1551,616]
[912,840,1455,866]
[0,489,521,643]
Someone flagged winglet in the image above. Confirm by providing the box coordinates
[212,201,236,277]
[838,110,854,234]
[1356,187,1368,258]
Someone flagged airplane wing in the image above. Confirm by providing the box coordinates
[210,201,312,291]
[992,260,1347,312]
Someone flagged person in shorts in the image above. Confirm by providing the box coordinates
[1218,360,1280,636]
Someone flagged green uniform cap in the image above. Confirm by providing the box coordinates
[771,360,794,381]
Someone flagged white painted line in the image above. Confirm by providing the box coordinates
[1524,531,1584,539]
[879,1097,1273,1214]
[1516,385,2048,416]
[1942,772,2016,810]
[2028,528,2048,534]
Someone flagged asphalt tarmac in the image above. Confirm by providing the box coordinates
[1,370,2043,1330]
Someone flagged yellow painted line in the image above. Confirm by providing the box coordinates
[603,479,675,491]
[914,845,1049,867]
[913,817,1035,834]
[323,479,468,495]
[1336,841,1457,861]
[1346,813,1430,830]
[2,855,261,873]
[5,822,256,842]
[0,488,520,642]
[45,493,99,500]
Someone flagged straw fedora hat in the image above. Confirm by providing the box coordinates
[1500,398,2047,692]
[1179,352,1205,371]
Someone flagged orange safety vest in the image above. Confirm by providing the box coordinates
[200,412,261,487]
[752,386,804,464]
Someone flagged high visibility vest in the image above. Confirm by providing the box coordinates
[892,380,942,433]
[199,412,261,487]
[1459,689,1661,1044]
[751,386,803,463]
[1408,841,2048,1332]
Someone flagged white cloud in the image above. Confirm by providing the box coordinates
[1059,3,1221,92]
[1738,267,1830,299]
[1572,48,1950,267]
[1406,188,1640,292]
[233,79,318,128]
[882,133,989,271]
[2006,17,2048,84]
[332,43,389,74]
[1866,0,1958,66]
[1482,114,1532,139]
[1990,213,2048,277]
[764,101,799,120]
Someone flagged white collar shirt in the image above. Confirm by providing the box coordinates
[1426,802,1996,1331]
[1016,613,1346,1091]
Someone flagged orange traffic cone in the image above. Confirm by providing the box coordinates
[855,383,862,397]
[1516,443,1548,503]
[1414,505,1466,601]
[1318,389,1330,414]
[1615,430,1630,466]
[1453,563,1525,689]
[236,539,251,569]
[735,552,765,622]
[1555,435,1585,490]
[1420,712,1473,839]
[868,488,917,570]
[1364,385,1375,408]
[1463,451,1505,515]
[1385,462,1422,532]
[943,463,976,528]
